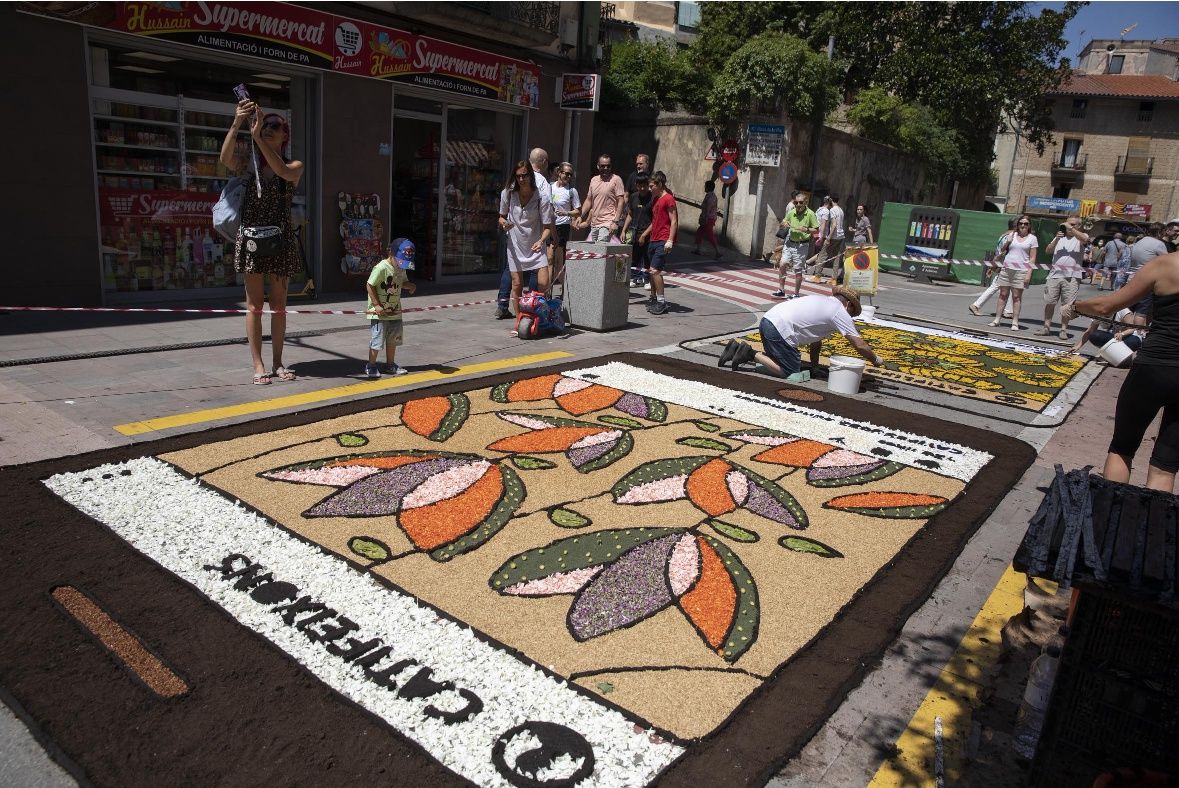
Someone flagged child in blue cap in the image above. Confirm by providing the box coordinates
[365,238,417,377]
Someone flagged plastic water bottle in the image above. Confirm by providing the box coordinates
[1013,644,1061,759]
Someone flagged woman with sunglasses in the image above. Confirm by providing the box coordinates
[219,100,305,385]
[549,163,580,290]
[990,214,1038,330]
[499,160,554,315]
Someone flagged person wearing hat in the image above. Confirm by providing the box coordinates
[364,238,418,378]
[720,285,882,377]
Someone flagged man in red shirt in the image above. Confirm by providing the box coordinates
[638,171,677,315]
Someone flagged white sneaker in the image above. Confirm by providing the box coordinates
[383,364,408,376]
[644,281,652,290]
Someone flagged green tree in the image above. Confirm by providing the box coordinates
[601,39,703,112]
[845,87,964,177]
[707,33,840,128]
[693,2,811,73]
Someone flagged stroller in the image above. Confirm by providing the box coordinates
[514,288,566,339]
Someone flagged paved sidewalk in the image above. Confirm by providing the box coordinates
[0,259,1142,785]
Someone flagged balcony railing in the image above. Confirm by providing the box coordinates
[601,3,617,20]
[1052,153,1087,172]
[1116,155,1154,176]
[457,2,560,37]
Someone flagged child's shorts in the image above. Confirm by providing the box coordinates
[369,319,404,350]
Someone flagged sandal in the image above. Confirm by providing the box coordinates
[252,372,272,385]
[273,366,297,382]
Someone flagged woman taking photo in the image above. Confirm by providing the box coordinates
[990,214,1037,330]
[219,100,304,385]
[549,162,580,290]
[499,160,553,314]
[1072,250,1179,493]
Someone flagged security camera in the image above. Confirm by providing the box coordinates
[1106,44,1116,51]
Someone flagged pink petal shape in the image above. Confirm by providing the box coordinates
[497,413,554,430]
[504,566,603,596]
[570,429,623,449]
[813,448,876,468]
[615,474,689,504]
[553,377,593,398]
[725,470,750,506]
[401,460,493,509]
[668,533,701,596]
[264,465,383,487]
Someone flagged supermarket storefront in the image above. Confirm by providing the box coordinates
[13,2,553,304]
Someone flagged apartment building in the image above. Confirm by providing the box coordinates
[1006,38,1179,235]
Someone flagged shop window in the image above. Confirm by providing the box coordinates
[1070,99,1087,119]
[89,43,310,295]
[1137,101,1155,122]
[1107,54,1124,74]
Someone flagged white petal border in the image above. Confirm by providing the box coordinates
[565,363,992,482]
[45,458,683,787]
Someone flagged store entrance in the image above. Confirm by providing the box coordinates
[390,101,442,282]
[390,93,522,282]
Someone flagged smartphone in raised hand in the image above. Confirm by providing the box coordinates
[233,83,251,103]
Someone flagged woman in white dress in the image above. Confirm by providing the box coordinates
[499,159,553,313]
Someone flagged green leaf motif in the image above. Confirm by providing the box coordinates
[599,415,644,429]
[512,455,557,470]
[549,507,591,528]
[348,536,390,562]
[700,535,760,663]
[779,535,843,558]
[489,382,512,403]
[336,433,369,448]
[707,519,759,543]
[610,455,712,500]
[577,431,634,474]
[429,393,470,442]
[809,461,906,488]
[431,464,526,562]
[595,681,615,695]
[641,396,668,423]
[489,527,680,589]
[693,420,721,432]
[677,436,733,452]
[720,427,792,441]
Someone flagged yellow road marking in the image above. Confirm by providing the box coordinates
[115,351,573,436]
[868,565,1051,786]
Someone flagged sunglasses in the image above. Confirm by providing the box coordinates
[515,172,530,178]
[261,120,285,131]
[1017,222,1030,226]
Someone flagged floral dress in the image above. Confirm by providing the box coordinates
[234,172,301,277]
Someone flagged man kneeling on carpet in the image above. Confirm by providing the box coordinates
[720,286,883,377]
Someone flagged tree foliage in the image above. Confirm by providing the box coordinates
[601,39,703,112]
[689,1,1082,181]
[707,33,840,128]
[844,87,964,177]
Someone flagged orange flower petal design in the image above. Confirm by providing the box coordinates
[488,426,605,454]
[556,385,624,415]
[686,458,738,517]
[753,439,832,467]
[506,374,562,402]
[328,455,437,470]
[401,397,450,438]
[826,491,945,509]
[399,465,503,550]
[679,537,737,651]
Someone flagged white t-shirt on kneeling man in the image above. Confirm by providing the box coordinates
[765,294,859,348]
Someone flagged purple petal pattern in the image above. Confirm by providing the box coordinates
[744,484,803,529]
[305,458,456,517]
[568,534,680,640]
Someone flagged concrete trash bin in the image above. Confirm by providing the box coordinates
[564,242,631,331]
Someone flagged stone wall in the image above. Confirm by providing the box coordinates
[591,109,977,258]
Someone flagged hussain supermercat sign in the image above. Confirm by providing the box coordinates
[17,1,541,108]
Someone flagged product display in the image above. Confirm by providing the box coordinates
[93,95,289,292]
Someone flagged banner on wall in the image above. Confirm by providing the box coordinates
[1097,202,1151,219]
[844,245,879,296]
[1026,196,1080,213]
[17,1,541,108]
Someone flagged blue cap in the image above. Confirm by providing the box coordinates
[392,238,415,270]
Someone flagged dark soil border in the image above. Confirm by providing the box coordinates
[0,353,1034,786]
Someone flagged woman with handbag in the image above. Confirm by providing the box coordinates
[219,100,305,384]
[498,160,553,319]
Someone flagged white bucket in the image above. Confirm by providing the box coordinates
[827,355,866,394]
[858,305,876,321]
[1099,338,1133,366]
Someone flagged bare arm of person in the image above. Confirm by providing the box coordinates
[848,335,882,366]
[366,283,384,315]
[666,202,679,248]
[1074,257,1164,317]
[868,225,874,244]
[250,108,304,185]
[220,100,253,171]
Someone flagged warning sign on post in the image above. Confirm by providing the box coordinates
[844,245,879,296]
[745,124,786,167]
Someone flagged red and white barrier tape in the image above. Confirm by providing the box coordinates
[878,252,1107,274]
[0,298,495,317]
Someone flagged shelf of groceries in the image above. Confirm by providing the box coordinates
[91,91,289,293]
